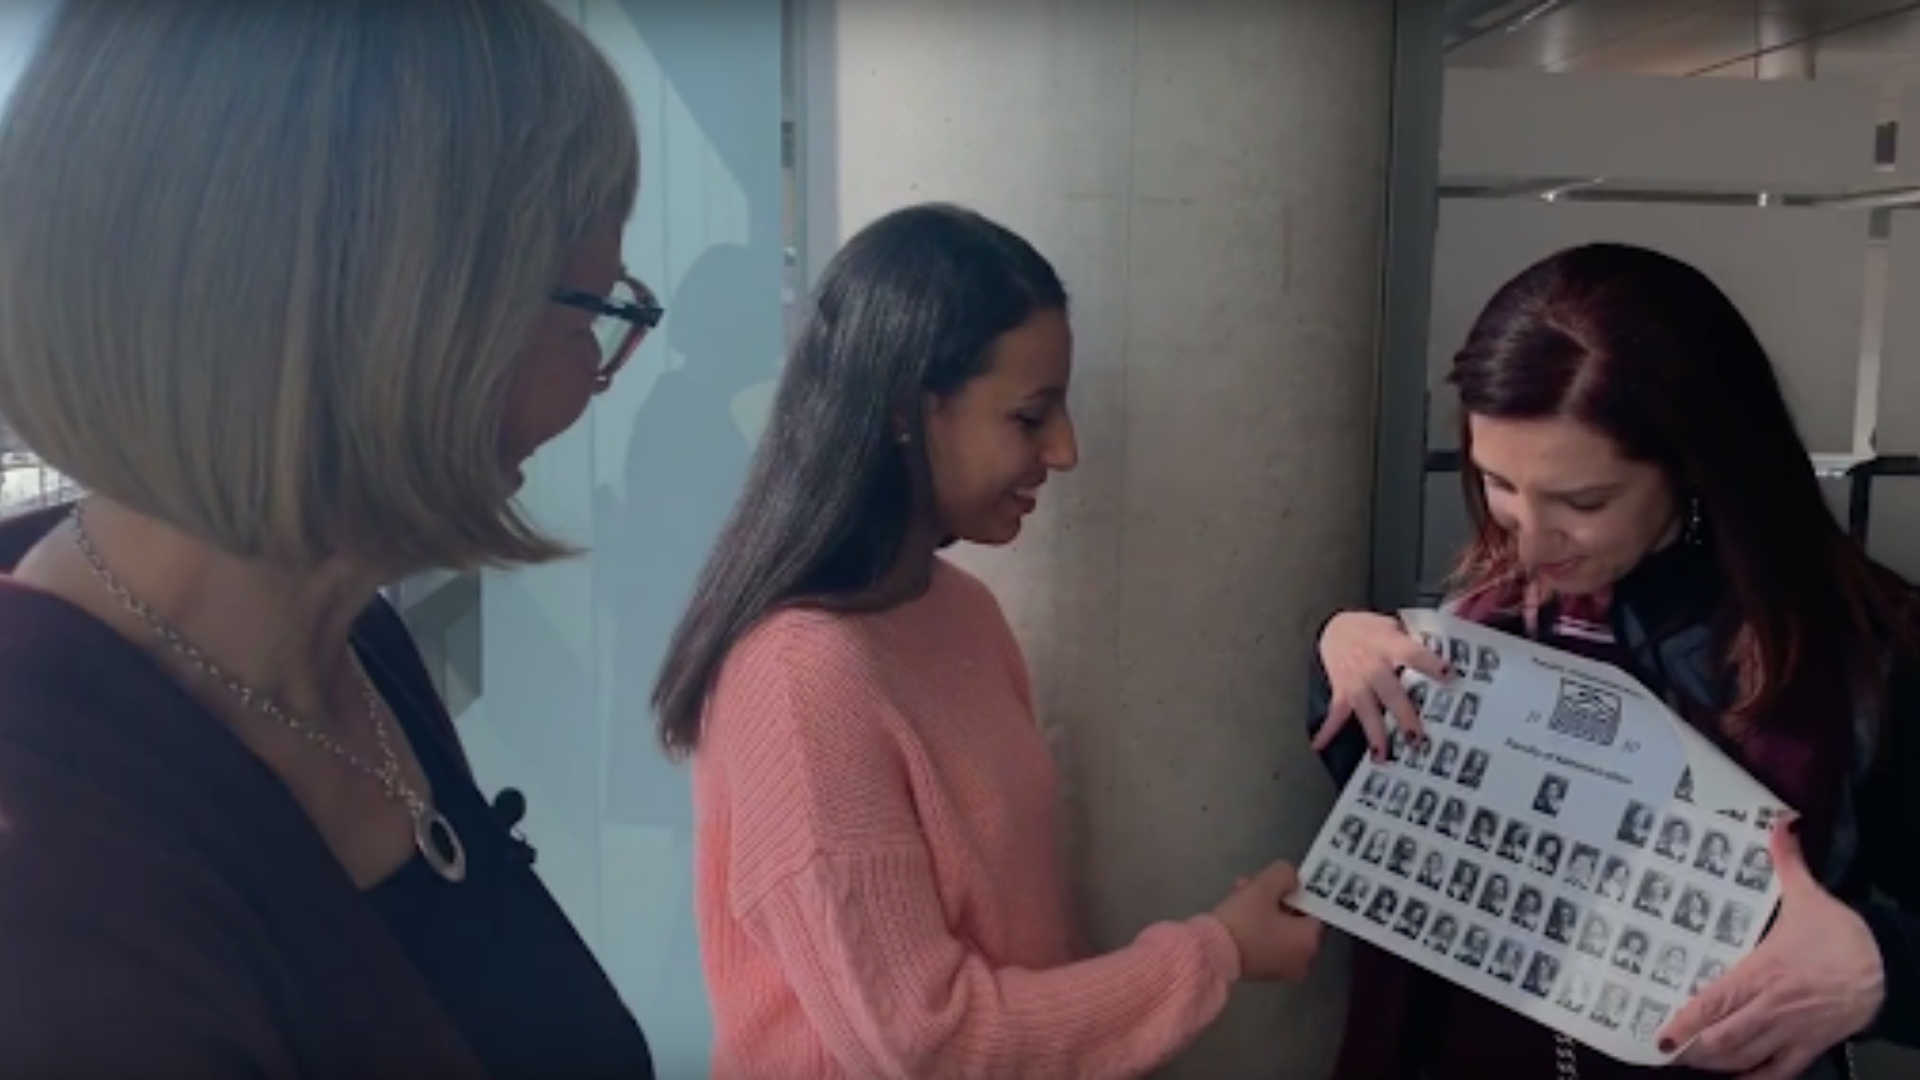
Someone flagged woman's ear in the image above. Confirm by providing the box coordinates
[896,392,945,445]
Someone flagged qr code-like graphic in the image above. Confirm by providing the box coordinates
[1548,677,1622,747]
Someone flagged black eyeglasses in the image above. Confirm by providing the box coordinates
[551,273,664,387]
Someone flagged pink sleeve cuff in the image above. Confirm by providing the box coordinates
[1188,914,1242,984]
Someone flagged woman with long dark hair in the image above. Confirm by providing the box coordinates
[653,203,1322,1078]
[1306,243,1920,1080]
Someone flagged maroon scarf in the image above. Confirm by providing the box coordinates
[1327,545,1854,1080]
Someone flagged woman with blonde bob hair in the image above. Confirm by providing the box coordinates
[0,2,661,1078]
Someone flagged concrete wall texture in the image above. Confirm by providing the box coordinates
[805,2,1397,1074]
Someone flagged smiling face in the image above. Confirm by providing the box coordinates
[498,215,628,490]
[1467,414,1680,596]
[922,309,1078,545]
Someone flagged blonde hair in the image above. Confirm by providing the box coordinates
[0,0,639,571]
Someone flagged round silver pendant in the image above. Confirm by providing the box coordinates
[413,805,468,883]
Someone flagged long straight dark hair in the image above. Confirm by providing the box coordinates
[1447,242,1915,727]
[650,203,1067,757]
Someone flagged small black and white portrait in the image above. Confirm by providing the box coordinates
[1408,787,1439,828]
[1459,748,1490,790]
[1498,820,1533,863]
[1655,816,1693,862]
[1386,780,1413,818]
[1365,886,1399,925]
[1651,943,1689,989]
[1715,901,1754,947]
[1477,872,1512,917]
[1612,927,1649,975]
[1446,860,1481,902]
[1402,735,1433,771]
[1577,912,1612,957]
[1736,843,1775,891]
[1360,830,1390,865]
[1448,637,1473,673]
[1332,815,1367,854]
[1674,769,1694,803]
[1546,898,1580,944]
[1430,740,1461,780]
[1532,832,1564,876]
[1692,957,1727,995]
[1489,939,1525,983]
[1357,771,1389,808]
[1388,836,1419,877]
[1617,801,1655,846]
[1522,952,1560,998]
[1556,974,1594,1014]
[1407,679,1430,714]
[1307,861,1342,897]
[1672,887,1712,934]
[1456,924,1492,968]
[1336,874,1371,911]
[1417,849,1448,890]
[1436,796,1468,839]
[1419,631,1444,657]
[1424,913,1459,953]
[1592,983,1631,1029]
[1632,998,1672,1044]
[1453,691,1481,732]
[1389,727,1416,763]
[1533,774,1569,817]
[1423,686,1457,725]
[1474,644,1500,683]
[1564,843,1601,890]
[1467,808,1500,851]
[1634,869,1675,918]
[1395,897,1430,939]
[1693,830,1732,877]
[1511,885,1545,931]
[1597,856,1632,901]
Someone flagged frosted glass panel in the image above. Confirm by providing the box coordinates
[1442,70,1880,190]
[463,2,787,1075]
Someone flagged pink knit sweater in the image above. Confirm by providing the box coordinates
[692,559,1241,1079]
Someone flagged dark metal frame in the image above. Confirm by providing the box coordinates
[1368,0,1447,610]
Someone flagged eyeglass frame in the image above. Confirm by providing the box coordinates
[550,272,664,386]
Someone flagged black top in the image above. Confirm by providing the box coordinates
[358,637,655,1080]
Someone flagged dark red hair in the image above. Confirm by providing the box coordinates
[1446,242,1914,726]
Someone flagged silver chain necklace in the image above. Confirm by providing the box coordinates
[70,505,467,883]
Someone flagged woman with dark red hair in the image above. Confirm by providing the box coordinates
[1306,243,1920,1080]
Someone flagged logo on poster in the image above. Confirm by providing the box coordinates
[1548,677,1623,747]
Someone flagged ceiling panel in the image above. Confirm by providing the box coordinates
[1448,0,1920,84]
[1448,1,1727,70]
[1554,4,1794,75]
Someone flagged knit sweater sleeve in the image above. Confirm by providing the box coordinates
[715,618,1241,1080]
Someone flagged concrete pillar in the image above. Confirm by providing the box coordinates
[802,3,1394,1075]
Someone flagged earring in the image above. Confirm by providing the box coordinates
[1682,495,1704,546]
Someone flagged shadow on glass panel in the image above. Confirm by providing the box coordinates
[480,572,599,836]
[600,242,770,823]
[593,240,778,1056]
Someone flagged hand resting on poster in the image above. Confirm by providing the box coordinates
[1221,862,1325,982]
[1659,816,1884,1080]
[1311,611,1454,760]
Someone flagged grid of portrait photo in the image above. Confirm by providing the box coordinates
[1295,634,1787,1064]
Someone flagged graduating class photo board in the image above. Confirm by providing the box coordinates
[1289,610,1789,1066]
